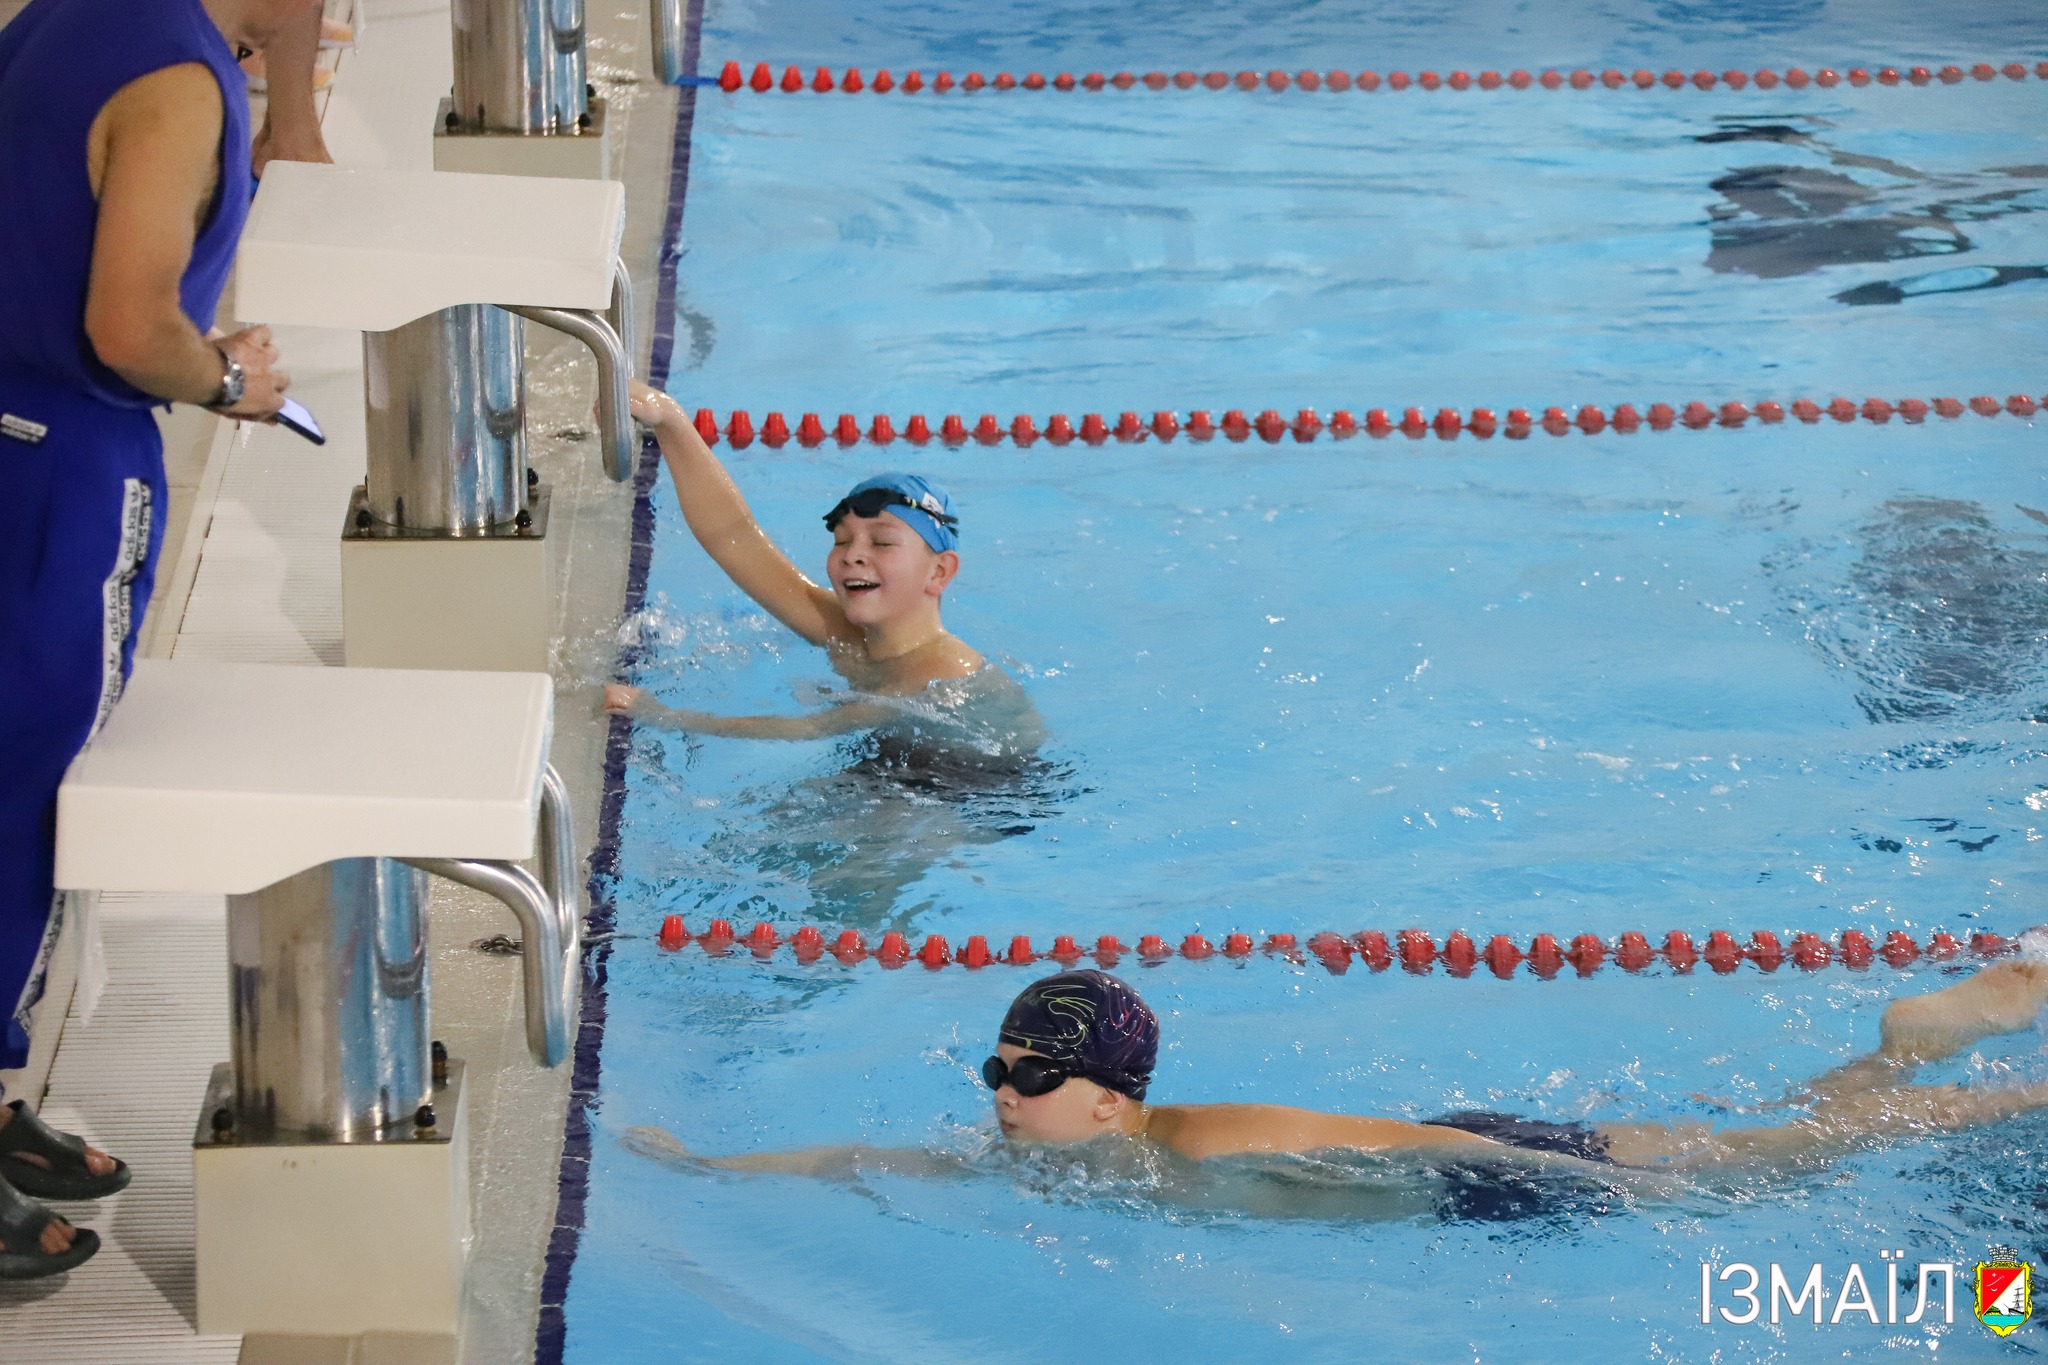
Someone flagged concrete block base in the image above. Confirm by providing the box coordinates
[432,97,613,180]
[195,1063,473,1340]
[340,487,555,672]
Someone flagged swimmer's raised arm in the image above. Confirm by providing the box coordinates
[623,1125,968,1181]
[630,382,853,648]
[603,683,897,740]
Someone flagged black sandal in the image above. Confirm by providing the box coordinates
[0,1177,98,1279]
[0,1101,131,1201]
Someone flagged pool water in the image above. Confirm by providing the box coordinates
[551,2,2048,1360]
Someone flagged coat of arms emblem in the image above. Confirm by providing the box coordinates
[1975,1250,2033,1337]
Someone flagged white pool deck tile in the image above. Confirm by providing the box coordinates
[0,0,671,1356]
[0,895,239,1361]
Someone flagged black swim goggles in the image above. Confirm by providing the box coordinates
[981,1054,1074,1099]
[823,487,959,531]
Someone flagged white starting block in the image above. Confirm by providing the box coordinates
[236,164,634,674]
[56,660,578,1363]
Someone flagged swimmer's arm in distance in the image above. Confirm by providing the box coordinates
[624,1125,966,1180]
[630,382,857,650]
[602,684,898,739]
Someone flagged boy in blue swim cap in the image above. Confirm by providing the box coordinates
[630,959,2048,1183]
[609,383,1007,739]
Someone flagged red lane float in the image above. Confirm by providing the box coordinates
[695,395,2041,451]
[652,919,2030,977]
[713,60,2045,95]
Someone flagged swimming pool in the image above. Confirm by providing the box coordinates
[547,1,2048,1359]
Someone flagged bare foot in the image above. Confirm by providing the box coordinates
[36,1213,79,1257]
[1879,961,2048,1065]
[0,1106,117,1181]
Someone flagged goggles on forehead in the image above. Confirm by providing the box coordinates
[823,487,959,532]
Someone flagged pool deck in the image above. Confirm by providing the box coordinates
[0,0,678,1358]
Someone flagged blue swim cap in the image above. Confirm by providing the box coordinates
[824,473,959,554]
[999,970,1158,1099]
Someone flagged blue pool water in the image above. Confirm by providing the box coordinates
[552,2,2048,1360]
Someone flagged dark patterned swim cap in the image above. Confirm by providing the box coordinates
[998,970,1158,1099]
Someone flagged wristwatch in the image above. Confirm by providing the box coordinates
[205,345,245,411]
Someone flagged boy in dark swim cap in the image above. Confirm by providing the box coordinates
[628,959,2048,1180]
[985,971,1161,1144]
[606,382,1015,740]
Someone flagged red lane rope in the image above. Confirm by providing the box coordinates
[652,917,2020,976]
[689,395,2044,451]
[712,60,2048,97]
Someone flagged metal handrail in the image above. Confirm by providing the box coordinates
[507,304,635,482]
[404,856,569,1066]
[649,0,689,86]
[538,764,581,1034]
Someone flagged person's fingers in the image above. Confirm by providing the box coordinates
[628,392,674,425]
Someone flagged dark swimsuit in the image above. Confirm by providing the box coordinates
[1420,1111,1620,1223]
[1423,1110,1615,1164]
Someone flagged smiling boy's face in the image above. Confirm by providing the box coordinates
[827,512,956,625]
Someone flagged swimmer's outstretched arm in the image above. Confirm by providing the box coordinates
[624,1125,968,1180]
[602,684,898,739]
[630,383,856,649]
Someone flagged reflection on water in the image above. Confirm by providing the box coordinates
[1769,497,2048,724]
[1698,119,2048,291]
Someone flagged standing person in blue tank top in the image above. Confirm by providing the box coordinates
[0,0,302,1277]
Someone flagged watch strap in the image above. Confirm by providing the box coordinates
[206,345,245,411]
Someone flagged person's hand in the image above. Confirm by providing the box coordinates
[623,1125,691,1159]
[214,324,290,419]
[603,683,654,717]
[628,378,684,432]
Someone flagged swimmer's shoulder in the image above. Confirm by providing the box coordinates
[1145,1103,1495,1161]
[843,634,985,697]
[930,635,985,679]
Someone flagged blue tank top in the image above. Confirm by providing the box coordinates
[0,0,252,410]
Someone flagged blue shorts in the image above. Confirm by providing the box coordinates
[0,369,164,1074]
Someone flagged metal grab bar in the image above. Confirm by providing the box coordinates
[607,259,637,375]
[537,764,581,1034]
[404,856,569,1066]
[649,0,689,86]
[507,304,634,482]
